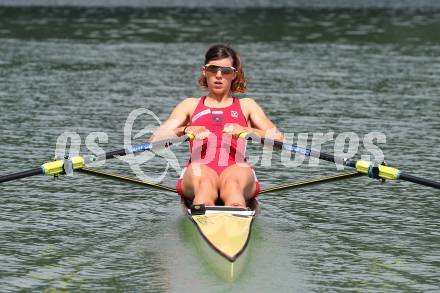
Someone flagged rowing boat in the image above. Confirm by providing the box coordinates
[181,198,260,281]
[1,134,439,281]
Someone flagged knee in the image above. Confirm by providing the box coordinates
[220,177,240,191]
[194,177,217,190]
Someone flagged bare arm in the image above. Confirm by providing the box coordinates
[242,98,284,140]
[148,98,197,142]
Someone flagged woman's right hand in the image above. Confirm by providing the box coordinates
[184,125,211,140]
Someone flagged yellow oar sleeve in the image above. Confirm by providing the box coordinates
[41,156,85,176]
[355,160,400,180]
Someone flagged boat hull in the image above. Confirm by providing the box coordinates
[182,199,259,281]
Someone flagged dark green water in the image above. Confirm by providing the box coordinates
[0,8,439,292]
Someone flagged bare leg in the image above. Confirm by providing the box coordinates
[218,164,256,207]
[180,164,219,206]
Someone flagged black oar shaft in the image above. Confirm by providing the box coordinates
[254,135,440,190]
[399,173,440,189]
[105,149,127,159]
[0,168,42,183]
[0,135,192,184]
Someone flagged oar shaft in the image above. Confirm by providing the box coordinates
[0,168,42,183]
[0,134,192,183]
[399,173,440,189]
[103,143,152,159]
[249,135,440,190]
[266,137,337,163]
[104,134,191,160]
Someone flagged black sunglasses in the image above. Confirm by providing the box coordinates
[204,64,236,75]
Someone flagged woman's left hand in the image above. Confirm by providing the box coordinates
[223,123,249,138]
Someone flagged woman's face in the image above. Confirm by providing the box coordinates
[203,57,236,96]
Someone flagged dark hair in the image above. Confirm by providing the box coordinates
[198,44,247,93]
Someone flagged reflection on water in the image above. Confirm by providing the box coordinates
[2,0,440,8]
[0,7,439,292]
[1,8,440,44]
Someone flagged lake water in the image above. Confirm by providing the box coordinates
[0,7,439,292]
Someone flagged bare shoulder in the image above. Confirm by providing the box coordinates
[169,97,200,120]
[240,97,264,113]
[174,97,199,111]
[240,97,258,106]
[178,97,199,107]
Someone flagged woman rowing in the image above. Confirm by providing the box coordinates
[150,44,283,208]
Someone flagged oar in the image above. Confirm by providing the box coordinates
[240,133,440,189]
[0,134,193,184]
